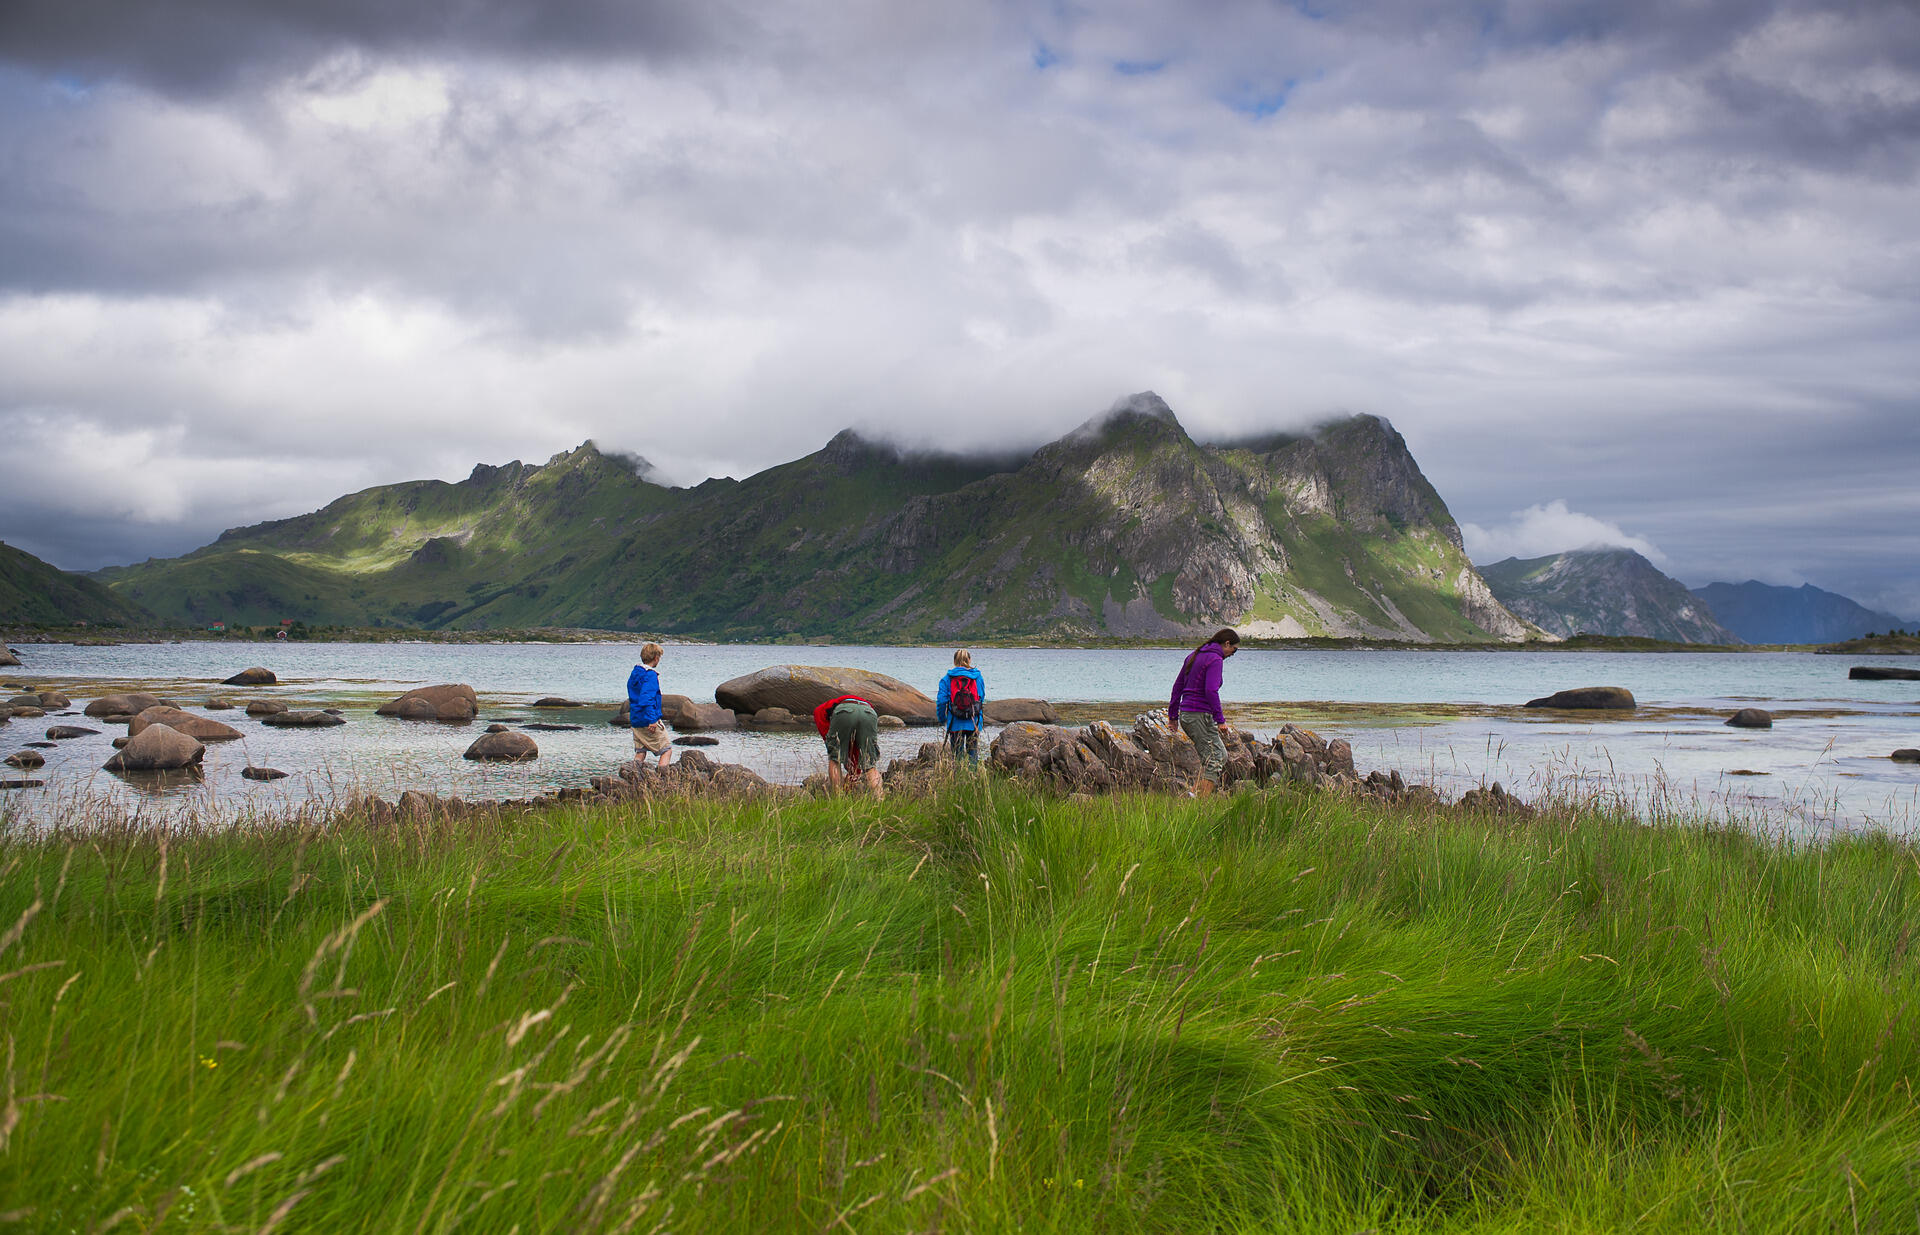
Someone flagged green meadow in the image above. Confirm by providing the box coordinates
[0,783,1916,1231]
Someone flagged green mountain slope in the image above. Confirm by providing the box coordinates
[1481,548,1741,645]
[1,540,152,626]
[100,397,1529,641]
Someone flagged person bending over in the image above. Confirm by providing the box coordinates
[626,642,672,770]
[813,693,885,798]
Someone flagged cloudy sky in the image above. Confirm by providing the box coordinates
[2,0,1916,615]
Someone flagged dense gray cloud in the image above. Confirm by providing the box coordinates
[1,0,1916,617]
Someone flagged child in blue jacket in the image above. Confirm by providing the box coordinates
[935,649,987,768]
[626,642,671,769]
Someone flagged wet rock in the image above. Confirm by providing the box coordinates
[673,735,720,746]
[485,723,510,733]
[5,694,42,709]
[984,698,1060,725]
[128,706,243,742]
[465,730,538,761]
[223,667,277,686]
[36,691,70,709]
[44,725,97,740]
[0,779,42,790]
[532,697,585,708]
[662,694,737,731]
[1523,686,1637,710]
[261,710,346,728]
[878,714,906,729]
[8,706,45,719]
[715,665,937,726]
[1851,666,1920,681]
[242,766,289,781]
[4,750,45,769]
[1726,708,1773,729]
[0,649,18,667]
[1893,749,1920,763]
[23,741,54,749]
[742,706,808,730]
[522,722,582,731]
[245,700,289,716]
[103,724,205,772]
[84,692,166,719]
[377,684,478,722]
[203,699,235,710]
[111,737,128,749]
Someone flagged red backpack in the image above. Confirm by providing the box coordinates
[947,673,979,722]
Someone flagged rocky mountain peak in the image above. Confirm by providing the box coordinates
[817,428,896,473]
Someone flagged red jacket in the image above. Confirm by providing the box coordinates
[813,694,870,737]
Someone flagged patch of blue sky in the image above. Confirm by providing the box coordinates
[1032,42,1061,69]
[1225,78,1298,119]
[1113,58,1169,76]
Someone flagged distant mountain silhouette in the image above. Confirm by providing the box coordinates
[1690,581,1913,645]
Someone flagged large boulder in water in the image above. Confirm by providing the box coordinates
[377,684,478,722]
[1523,687,1637,711]
[662,694,737,732]
[984,698,1060,725]
[1851,666,1920,681]
[223,667,277,686]
[103,724,205,772]
[464,730,538,761]
[1726,708,1773,729]
[128,706,243,742]
[715,665,936,725]
[84,692,166,719]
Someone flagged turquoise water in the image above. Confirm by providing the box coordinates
[4,641,1916,833]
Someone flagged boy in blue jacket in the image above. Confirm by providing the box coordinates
[935,649,987,768]
[626,642,671,769]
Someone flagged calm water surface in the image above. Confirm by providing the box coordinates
[4,641,1916,834]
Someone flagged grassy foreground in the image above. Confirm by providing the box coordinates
[1,786,1917,1231]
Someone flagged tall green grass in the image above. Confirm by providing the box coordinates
[0,784,1916,1231]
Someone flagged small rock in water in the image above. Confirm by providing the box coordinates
[465,731,538,761]
[1725,708,1773,729]
[262,710,346,728]
[204,699,236,710]
[1,778,44,790]
[532,697,585,708]
[242,766,289,781]
[24,741,56,749]
[223,667,277,686]
[1726,769,1769,777]
[486,723,510,733]
[246,700,289,716]
[1523,687,1637,711]
[4,750,45,769]
[45,725,98,740]
[878,714,906,729]
[36,692,70,709]
[1893,749,1920,764]
[673,735,721,746]
[1850,666,1920,681]
[522,722,583,731]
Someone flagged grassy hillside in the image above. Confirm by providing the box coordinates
[0,786,1913,1230]
[0,539,151,626]
[99,399,1530,642]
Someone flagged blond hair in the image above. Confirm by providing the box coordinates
[953,649,972,667]
[641,642,664,665]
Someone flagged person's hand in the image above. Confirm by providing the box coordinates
[1217,722,1231,733]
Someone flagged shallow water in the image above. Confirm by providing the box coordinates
[3,641,1916,834]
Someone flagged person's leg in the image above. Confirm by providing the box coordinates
[864,767,885,799]
[826,761,846,794]
[1178,712,1226,795]
[946,727,965,762]
[963,728,979,768]
[854,705,882,796]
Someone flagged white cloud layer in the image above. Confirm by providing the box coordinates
[1462,500,1668,566]
[0,0,1916,616]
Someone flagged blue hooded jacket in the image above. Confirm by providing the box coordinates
[627,664,663,727]
[935,666,986,732]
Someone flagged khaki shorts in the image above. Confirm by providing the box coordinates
[632,722,671,755]
[824,701,880,773]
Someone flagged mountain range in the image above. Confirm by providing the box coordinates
[1478,549,1742,644]
[1691,581,1913,644]
[90,393,1532,642]
[1,539,150,627]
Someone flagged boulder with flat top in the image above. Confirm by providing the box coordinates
[716,665,936,726]
[128,706,243,742]
[377,684,478,722]
[983,698,1060,725]
[1523,686,1637,711]
[84,692,166,719]
[1851,666,1920,681]
[662,694,738,732]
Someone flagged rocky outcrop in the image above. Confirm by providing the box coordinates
[662,694,737,732]
[588,750,773,800]
[223,667,277,686]
[261,710,346,728]
[465,731,538,761]
[1726,708,1773,729]
[716,665,937,725]
[1850,666,1920,681]
[84,692,166,719]
[377,684,479,721]
[987,715,1364,795]
[128,706,243,742]
[103,724,205,772]
[983,698,1060,724]
[1524,687,1637,710]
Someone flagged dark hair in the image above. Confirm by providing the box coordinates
[1195,627,1239,654]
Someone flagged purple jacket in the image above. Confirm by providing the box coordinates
[1169,643,1226,725]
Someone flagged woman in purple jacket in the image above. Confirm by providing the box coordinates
[1168,627,1240,797]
